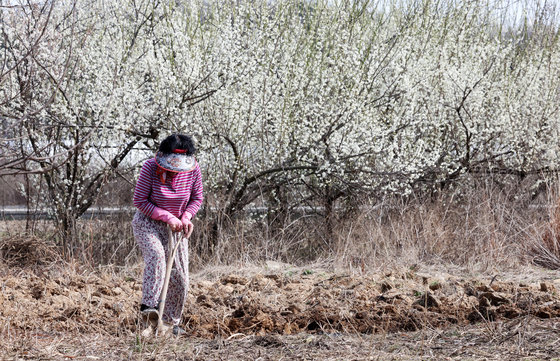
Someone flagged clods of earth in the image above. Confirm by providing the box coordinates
[2,265,560,339]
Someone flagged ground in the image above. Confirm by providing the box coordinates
[4,318,560,360]
[2,258,560,360]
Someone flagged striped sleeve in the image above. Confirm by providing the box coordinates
[133,159,157,217]
[184,163,204,218]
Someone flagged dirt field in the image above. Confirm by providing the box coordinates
[0,258,560,360]
[2,257,560,360]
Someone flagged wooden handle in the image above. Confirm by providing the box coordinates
[157,227,183,333]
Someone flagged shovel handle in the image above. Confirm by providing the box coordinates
[157,226,183,332]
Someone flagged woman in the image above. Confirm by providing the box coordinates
[132,133,203,336]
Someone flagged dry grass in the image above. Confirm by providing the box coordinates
[186,179,552,274]
[0,213,138,268]
[531,195,560,270]
[0,234,61,268]
[2,318,560,360]
[333,197,536,272]
[1,179,557,273]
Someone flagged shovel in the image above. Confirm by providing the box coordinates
[142,226,182,337]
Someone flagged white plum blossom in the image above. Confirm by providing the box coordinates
[0,0,559,236]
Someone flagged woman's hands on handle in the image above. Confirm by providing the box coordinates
[152,207,183,232]
[151,207,195,235]
[168,217,183,232]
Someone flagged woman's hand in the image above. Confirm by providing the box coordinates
[151,207,183,232]
[181,212,194,238]
[168,217,183,232]
[182,217,194,238]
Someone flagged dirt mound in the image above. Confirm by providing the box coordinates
[0,271,141,335]
[1,267,560,338]
[184,271,560,337]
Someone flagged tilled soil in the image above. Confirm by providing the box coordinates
[186,271,560,338]
[2,263,560,340]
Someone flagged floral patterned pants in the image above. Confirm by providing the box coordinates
[132,211,189,326]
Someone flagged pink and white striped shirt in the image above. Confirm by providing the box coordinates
[133,158,204,220]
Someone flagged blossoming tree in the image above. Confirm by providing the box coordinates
[1,0,558,250]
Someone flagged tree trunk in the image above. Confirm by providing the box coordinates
[58,211,77,258]
[324,186,335,244]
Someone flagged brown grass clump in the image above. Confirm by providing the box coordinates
[0,235,61,268]
[532,197,560,270]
